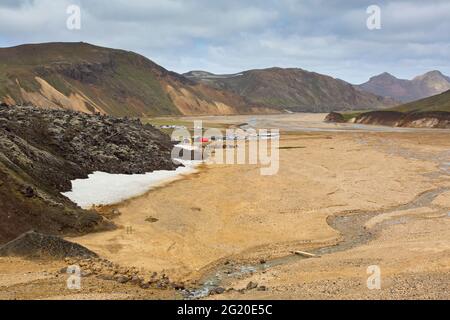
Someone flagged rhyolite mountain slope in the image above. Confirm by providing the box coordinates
[0,105,178,244]
[184,67,397,112]
[358,71,450,103]
[392,89,450,113]
[0,42,270,117]
[325,90,450,129]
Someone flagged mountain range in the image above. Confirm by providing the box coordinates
[0,42,397,116]
[184,68,396,113]
[0,42,268,117]
[357,71,450,103]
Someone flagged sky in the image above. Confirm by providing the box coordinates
[0,0,449,84]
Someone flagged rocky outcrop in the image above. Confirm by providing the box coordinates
[354,111,405,127]
[325,110,450,129]
[355,111,450,128]
[0,231,98,259]
[0,105,177,244]
[0,105,177,191]
[397,112,450,128]
[324,112,346,123]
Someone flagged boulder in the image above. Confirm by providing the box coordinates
[115,275,130,284]
[210,287,226,295]
[257,285,268,291]
[246,281,258,290]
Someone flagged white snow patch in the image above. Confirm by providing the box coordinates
[62,161,201,209]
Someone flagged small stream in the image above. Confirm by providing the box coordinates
[184,185,450,299]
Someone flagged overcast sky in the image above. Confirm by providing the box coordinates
[0,0,449,84]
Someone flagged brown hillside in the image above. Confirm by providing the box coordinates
[0,42,269,117]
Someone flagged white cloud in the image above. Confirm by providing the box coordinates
[0,0,449,83]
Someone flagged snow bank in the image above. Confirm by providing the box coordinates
[62,161,201,209]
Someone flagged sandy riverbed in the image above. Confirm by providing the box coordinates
[71,132,440,280]
[1,115,449,299]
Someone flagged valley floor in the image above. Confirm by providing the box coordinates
[1,115,449,299]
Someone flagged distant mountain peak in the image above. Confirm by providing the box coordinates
[413,70,447,81]
[380,72,395,77]
[370,72,398,81]
[359,70,450,103]
[424,70,444,76]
